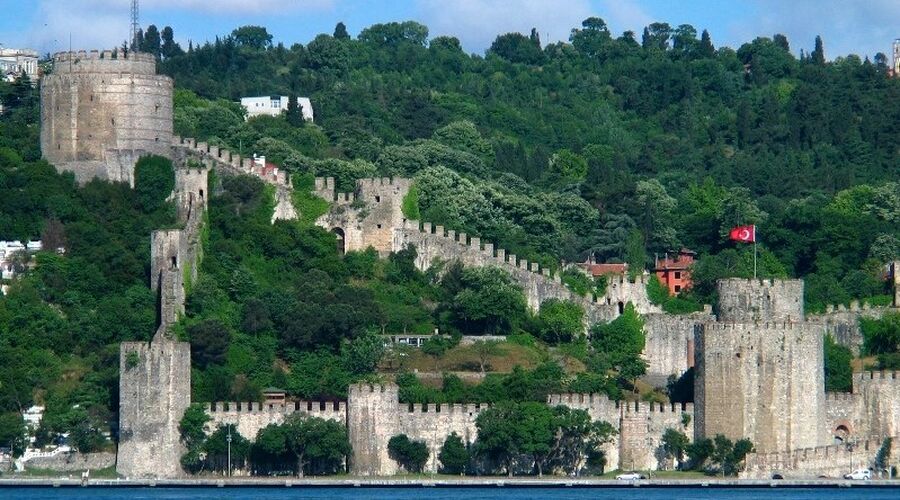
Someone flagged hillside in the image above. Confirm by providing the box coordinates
[0,17,899,457]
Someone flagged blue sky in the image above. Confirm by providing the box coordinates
[1,1,897,61]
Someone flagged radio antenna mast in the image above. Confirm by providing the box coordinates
[130,0,140,51]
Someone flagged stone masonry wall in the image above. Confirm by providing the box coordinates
[717,278,805,323]
[742,436,895,479]
[399,402,486,472]
[117,340,191,478]
[547,393,694,471]
[694,321,828,453]
[347,384,400,476]
[206,401,346,442]
[41,50,172,186]
[642,312,712,387]
[117,163,206,479]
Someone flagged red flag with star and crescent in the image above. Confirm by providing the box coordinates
[729,225,756,243]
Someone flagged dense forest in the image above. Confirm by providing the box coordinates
[0,17,899,457]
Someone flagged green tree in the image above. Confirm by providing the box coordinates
[824,335,853,392]
[686,437,714,470]
[661,428,690,470]
[283,415,351,476]
[134,155,175,211]
[811,35,826,65]
[0,412,26,457]
[862,313,900,355]
[387,434,429,473]
[874,437,892,476]
[333,22,350,40]
[232,26,273,49]
[452,267,527,334]
[438,432,469,475]
[536,299,584,344]
[286,95,303,127]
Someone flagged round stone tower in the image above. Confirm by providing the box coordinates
[40,49,173,186]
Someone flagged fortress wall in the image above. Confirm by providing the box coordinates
[394,220,618,322]
[717,279,805,323]
[347,384,400,476]
[809,300,890,354]
[398,402,484,472]
[117,340,191,478]
[117,164,208,479]
[206,401,346,442]
[853,371,900,439]
[547,393,694,471]
[742,436,894,479]
[694,321,827,453]
[41,51,173,186]
[642,313,711,386]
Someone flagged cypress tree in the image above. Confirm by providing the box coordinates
[812,35,826,65]
[333,22,350,40]
[699,29,715,57]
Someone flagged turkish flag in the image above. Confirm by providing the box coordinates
[729,225,756,243]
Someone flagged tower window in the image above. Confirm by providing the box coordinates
[375,196,381,203]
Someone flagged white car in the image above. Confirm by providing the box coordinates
[843,469,871,480]
[615,472,642,480]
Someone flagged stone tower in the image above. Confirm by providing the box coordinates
[117,167,206,478]
[716,278,804,323]
[695,279,828,453]
[347,384,400,475]
[40,49,173,186]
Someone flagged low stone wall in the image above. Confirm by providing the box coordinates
[742,436,894,479]
[27,451,115,472]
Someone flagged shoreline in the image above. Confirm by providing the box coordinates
[1,477,899,488]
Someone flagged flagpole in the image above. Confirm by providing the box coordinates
[753,225,758,279]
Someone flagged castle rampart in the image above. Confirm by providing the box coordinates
[741,436,896,479]
[117,339,191,478]
[694,319,828,453]
[206,400,346,443]
[716,278,805,322]
[117,162,207,478]
[41,49,173,186]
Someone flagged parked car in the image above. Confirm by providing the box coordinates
[844,469,871,480]
[615,472,643,480]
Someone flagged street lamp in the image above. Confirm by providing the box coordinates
[226,425,232,478]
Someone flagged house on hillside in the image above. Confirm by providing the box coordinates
[240,95,314,122]
[654,248,695,295]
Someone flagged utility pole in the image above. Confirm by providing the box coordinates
[226,425,232,477]
[130,0,140,51]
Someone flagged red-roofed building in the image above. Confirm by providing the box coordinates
[654,248,695,295]
[577,256,628,278]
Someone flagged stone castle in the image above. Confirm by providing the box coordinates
[38,49,900,479]
[41,50,173,186]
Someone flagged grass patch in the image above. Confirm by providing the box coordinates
[399,341,544,373]
[21,465,118,479]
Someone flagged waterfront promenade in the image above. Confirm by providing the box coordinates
[1,477,899,489]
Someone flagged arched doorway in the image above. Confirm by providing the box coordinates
[834,424,850,444]
[332,228,345,255]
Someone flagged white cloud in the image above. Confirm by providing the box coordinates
[727,0,900,59]
[415,0,594,52]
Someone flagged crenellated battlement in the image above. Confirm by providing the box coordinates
[824,392,858,404]
[547,393,693,415]
[172,136,290,188]
[348,382,400,397]
[717,278,805,323]
[854,370,900,382]
[402,402,486,415]
[50,49,158,76]
[206,400,346,415]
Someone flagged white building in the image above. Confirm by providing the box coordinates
[0,240,43,293]
[0,48,40,83]
[240,95,314,122]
